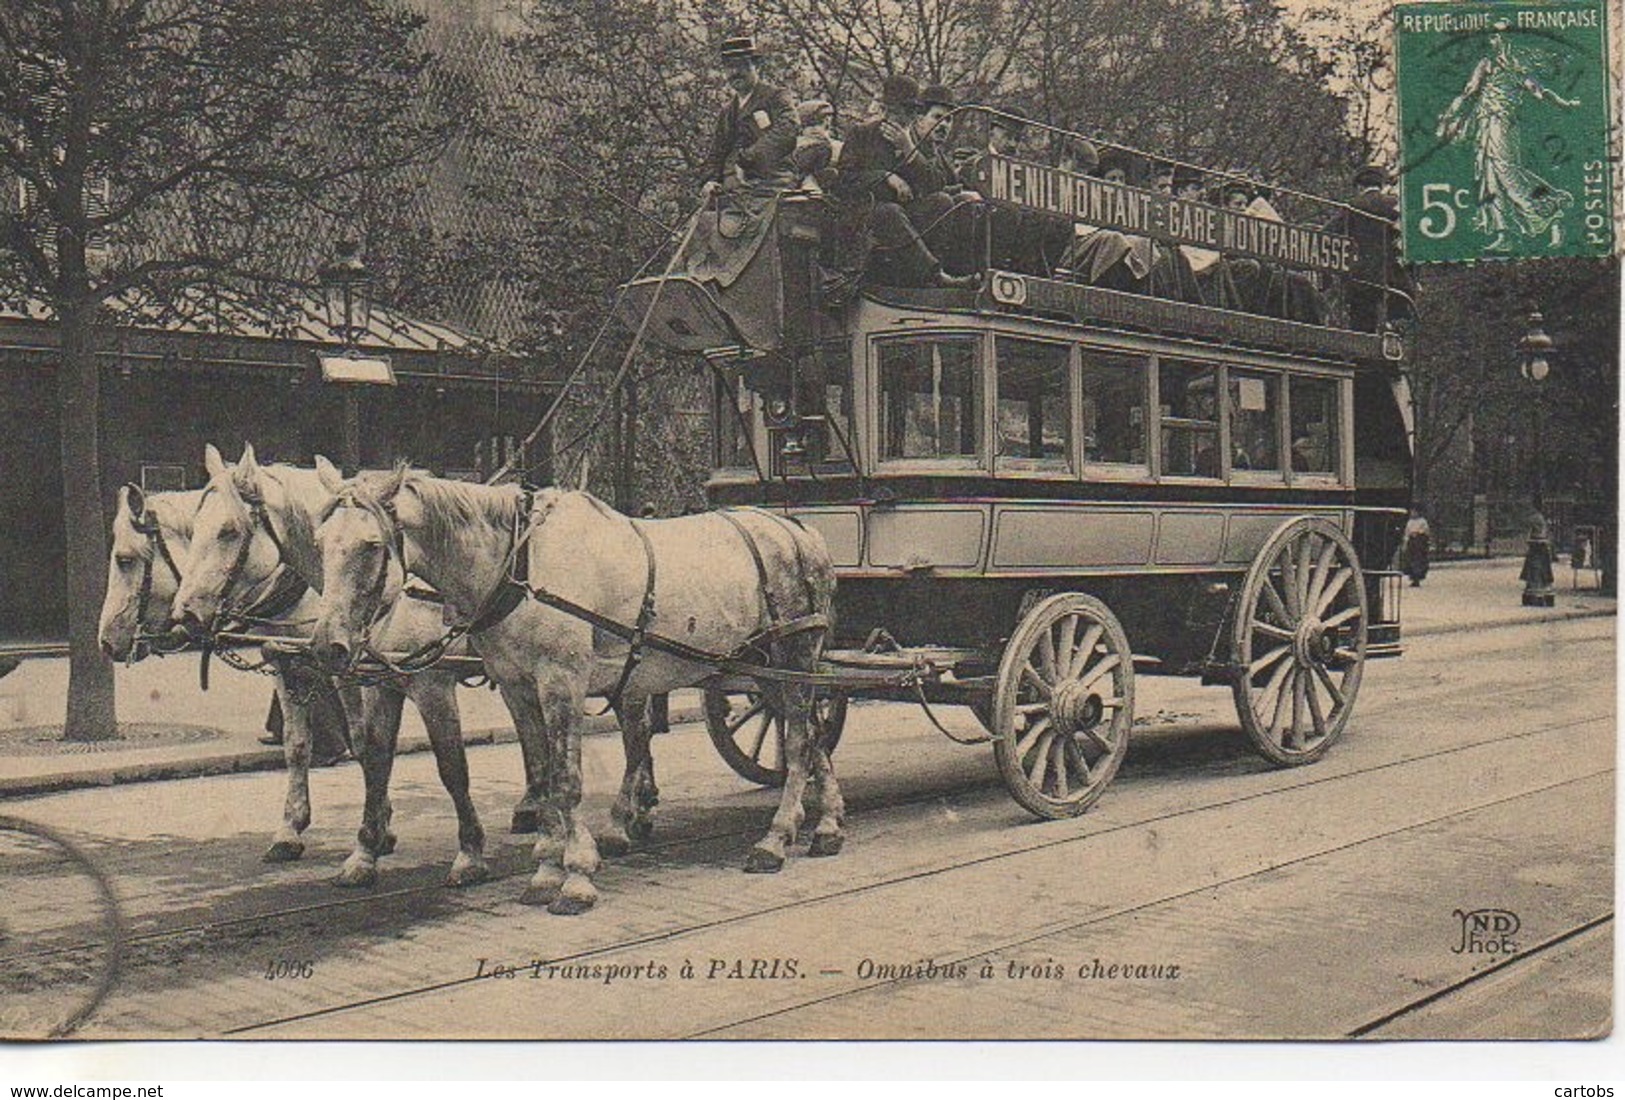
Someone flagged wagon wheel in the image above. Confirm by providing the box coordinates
[703,687,849,788]
[1231,517,1368,765]
[0,815,123,1038]
[992,593,1134,820]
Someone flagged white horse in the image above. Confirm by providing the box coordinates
[308,467,844,915]
[97,481,360,858]
[167,444,501,887]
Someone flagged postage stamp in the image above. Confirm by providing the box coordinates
[1394,0,1615,263]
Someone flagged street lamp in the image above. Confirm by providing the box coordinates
[1517,310,1555,608]
[316,239,395,474]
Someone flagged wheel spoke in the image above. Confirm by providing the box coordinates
[1037,626,1058,680]
[1078,724,1115,754]
[1313,662,1346,711]
[1287,667,1307,749]
[1066,623,1104,680]
[1252,621,1294,642]
[1321,604,1362,630]
[1260,578,1293,628]
[1026,728,1057,789]
[1295,533,1315,612]
[1277,548,1301,618]
[1022,660,1054,695]
[1063,737,1095,791]
[745,712,774,764]
[1047,736,1069,799]
[1261,656,1287,734]
[1248,644,1291,677]
[725,697,767,735]
[1332,646,1360,665]
[1015,715,1053,757]
[1057,615,1082,676]
[1077,652,1121,692]
[1314,567,1354,617]
[1306,536,1337,615]
[1305,669,1328,741]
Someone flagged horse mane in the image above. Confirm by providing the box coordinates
[148,489,205,542]
[354,466,524,563]
[223,461,321,555]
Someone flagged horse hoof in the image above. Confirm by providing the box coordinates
[510,809,541,835]
[597,833,631,859]
[378,832,398,856]
[263,840,305,863]
[334,862,378,889]
[744,846,784,874]
[548,876,597,916]
[446,858,490,889]
[808,833,844,858]
[520,867,566,907]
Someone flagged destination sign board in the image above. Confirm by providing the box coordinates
[980,154,1361,276]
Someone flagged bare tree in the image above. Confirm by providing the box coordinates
[0,0,451,739]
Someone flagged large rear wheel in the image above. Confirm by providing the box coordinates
[1231,517,1368,765]
[992,593,1133,820]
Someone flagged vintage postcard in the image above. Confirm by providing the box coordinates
[0,0,1616,1052]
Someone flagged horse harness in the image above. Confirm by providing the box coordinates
[206,479,311,631]
[127,504,185,653]
[327,488,832,694]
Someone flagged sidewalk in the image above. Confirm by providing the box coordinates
[0,557,1609,798]
[1402,554,1614,636]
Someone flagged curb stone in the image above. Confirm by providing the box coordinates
[0,703,705,800]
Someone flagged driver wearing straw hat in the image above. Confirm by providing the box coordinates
[705,34,799,191]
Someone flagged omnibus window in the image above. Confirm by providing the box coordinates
[1160,359,1220,478]
[714,373,756,469]
[996,338,1071,466]
[1290,376,1340,475]
[1081,351,1147,466]
[813,341,854,466]
[1228,370,1280,473]
[878,338,980,461]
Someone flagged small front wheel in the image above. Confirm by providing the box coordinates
[992,593,1134,820]
[703,688,848,787]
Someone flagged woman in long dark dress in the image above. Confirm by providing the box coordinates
[1403,509,1431,587]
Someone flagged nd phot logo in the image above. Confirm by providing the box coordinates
[1452,907,1520,955]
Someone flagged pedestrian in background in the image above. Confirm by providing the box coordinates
[1403,508,1431,587]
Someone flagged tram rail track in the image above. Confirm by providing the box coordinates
[1,685,1607,981]
[204,710,1608,1036]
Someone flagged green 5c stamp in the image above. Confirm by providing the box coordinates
[1395,0,1614,262]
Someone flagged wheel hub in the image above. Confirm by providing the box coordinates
[1293,617,1334,666]
[1051,679,1105,735]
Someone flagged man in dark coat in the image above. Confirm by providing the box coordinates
[902,82,984,275]
[705,35,798,191]
[830,74,979,293]
[1343,163,1417,331]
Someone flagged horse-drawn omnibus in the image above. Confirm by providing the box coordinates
[621,107,1414,819]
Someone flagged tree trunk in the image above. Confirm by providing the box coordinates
[58,295,117,741]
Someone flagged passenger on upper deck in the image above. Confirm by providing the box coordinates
[1146,162,1203,305]
[1175,167,1244,311]
[828,74,981,296]
[791,99,841,193]
[903,83,985,276]
[1341,164,1416,332]
[704,35,799,193]
[1056,147,1150,291]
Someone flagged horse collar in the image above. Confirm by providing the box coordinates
[468,488,535,635]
